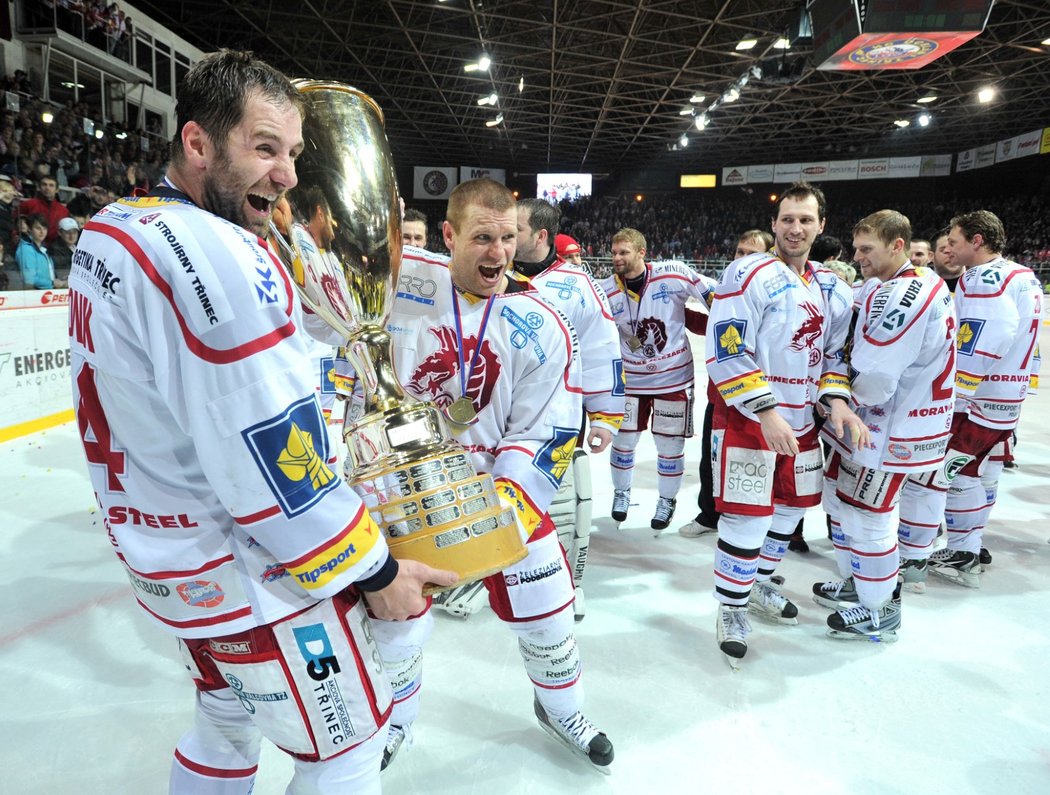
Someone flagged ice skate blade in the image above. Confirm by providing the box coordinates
[813,594,858,610]
[536,721,613,774]
[722,652,743,671]
[928,568,981,589]
[902,581,926,594]
[826,628,899,643]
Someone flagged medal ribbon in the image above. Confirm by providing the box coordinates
[621,265,648,339]
[451,283,496,407]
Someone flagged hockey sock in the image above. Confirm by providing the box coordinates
[169,689,261,795]
[755,506,803,582]
[945,474,986,554]
[510,607,582,719]
[897,477,946,560]
[610,432,640,492]
[370,611,434,727]
[654,434,685,500]
[713,513,770,606]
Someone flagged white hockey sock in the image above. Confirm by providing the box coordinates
[510,607,583,719]
[897,477,946,560]
[370,611,434,728]
[945,474,986,554]
[755,506,803,582]
[169,689,261,795]
[610,432,640,492]
[713,512,770,606]
[654,434,685,500]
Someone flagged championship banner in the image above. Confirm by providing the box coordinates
[747,164,774,183]
[0,290,74,441]
[413,166,458,200]
[888,156,921,179]
[824,160,858,181]
[459,167,506,184]
[722,166,747,186]
[773,163,802,182]
[858,158,890,179]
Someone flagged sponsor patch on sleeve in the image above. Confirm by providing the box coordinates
[242,396,339,517]
[956,318,984,356]
[532,426,578,488]
[714,319,748,362]
[611,359,625,397]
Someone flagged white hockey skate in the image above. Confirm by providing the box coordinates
[534,698,614,769]
[678,518,718,538]
[928,549,981,589]
[380,723,411,772]
[748,581,799,625]
[826,588,901,643]
[812,577,860,610]
[717,604,751,670]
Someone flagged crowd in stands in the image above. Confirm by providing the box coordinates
[26,1,135,62]
[0,71,168,290]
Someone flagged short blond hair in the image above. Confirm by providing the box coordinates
[612,227,646,251]
[447,178,515,231]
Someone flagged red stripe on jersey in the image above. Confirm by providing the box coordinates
[958,265,1032,299]
[862,282,943,346]
[234,505,282,525]
[500,444,534,458]
[136,597,253,629]
[283,503,373,570]
[889,431,951,442]
[174,749,258,779]
[508,292,582,394]
[86,220,297,364]
[126,554,237,580]
[715,258,781,298]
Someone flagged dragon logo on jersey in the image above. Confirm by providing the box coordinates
[406,326,502,414]
[789,302,824,365]
[532,426,578,487]
[714,318,747,362]
[635,317,668,357]
[956,319,984,356]
[242,396,339,517]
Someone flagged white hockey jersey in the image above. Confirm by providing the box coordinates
[529,257,624,433]
[823,265,956,472]
[705,253,854,434]
[601,261,716,395]
[389,248,583,543]
[953,257,1043,430]
[68,195,389,639]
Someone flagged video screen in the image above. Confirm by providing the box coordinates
[536,173,592,204]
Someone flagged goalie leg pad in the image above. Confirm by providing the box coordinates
[570,449,593,589]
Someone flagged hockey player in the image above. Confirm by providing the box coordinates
[402,207,428,249]
[680,229,772,539]
[601,227,716,532]
[813,210,956,639]
[372,179,614,770]
[705,182,864,666]
[67,51,455,794]
[555,232,585,267]
[928,210,1042,587]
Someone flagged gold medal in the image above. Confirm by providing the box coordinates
[445,397,478,426]
[627,334,643,352]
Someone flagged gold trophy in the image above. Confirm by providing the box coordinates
[269,81,526,592]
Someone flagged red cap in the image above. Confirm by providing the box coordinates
[555,233,581,257]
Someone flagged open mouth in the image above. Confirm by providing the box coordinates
[247,192,274,216]
[479,265,502,281]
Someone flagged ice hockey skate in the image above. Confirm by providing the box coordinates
[380,723,411,771]
[650,496,676,535]
[748,581,798,624]
[717,604,751,670]
[928,549,982,588]
[534,698,614,768]
[979,547,992,566]
[812,577,860,609]
[678,517,718,537]
[899,557,928,594]
[826,587,901,642]
[611,489,630,524]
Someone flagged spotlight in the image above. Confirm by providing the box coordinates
[695,114,707,131]
[894,119,910,128]
[689,94,705,103]
[724,87,740,102]
[773,38,790,50]
[484,113,504,127]
[679,107,695,116]
[918,113,930,127]
[917,95,937,103]
[41,112,54,124]
[679,134,689,148]
[735,39,757,51]
[978,87,995,103]
[477,92,498,106]
[95,129,104,138]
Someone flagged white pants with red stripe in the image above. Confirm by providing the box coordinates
[897,476,948,561]
[945,459,1004,553]
[169,688,385,795]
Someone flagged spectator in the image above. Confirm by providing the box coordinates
[0,174,18,248]
[49,215,80,281]
[18,175,70,244]
[17,214,60,289]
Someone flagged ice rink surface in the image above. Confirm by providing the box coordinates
[2,329,1049,794]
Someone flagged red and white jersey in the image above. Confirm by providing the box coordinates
[68,196,389,639]
[705,252,853,434]
[389,248,583,543]
[601,261,716,395]
[529,257,624,433]
[953,257,1042,430]
[823,265,956,472]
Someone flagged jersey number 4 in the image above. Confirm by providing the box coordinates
[76,364,127,493]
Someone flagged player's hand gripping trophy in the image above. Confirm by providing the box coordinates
[270,81,526,592]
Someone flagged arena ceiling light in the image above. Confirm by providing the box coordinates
[679,134,689,147]
[723,87,741,102]
[735,38,758,51]
[464,55,491,73]
[918,113,931,127]
[893,118,910,128]
[774,38,790,49]
[1042,37,1050,45]
[689,94,705,103]
[484,113,504,127]
[41,111,53,124]
[679,107,695,115]
[477,92,498,106]
[695,114,708,130]
[978,86,995,103]
[917,95,938,103]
